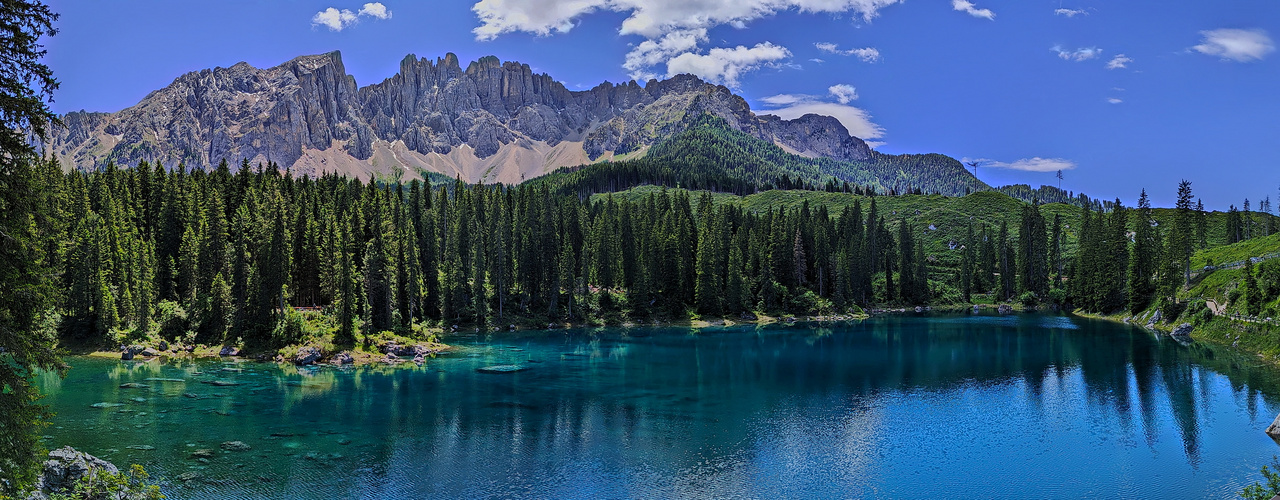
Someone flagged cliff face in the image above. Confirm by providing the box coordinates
[47,51,872,182]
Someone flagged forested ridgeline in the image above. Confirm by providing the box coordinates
[38,149,1280,353]
[529,114,1107,209]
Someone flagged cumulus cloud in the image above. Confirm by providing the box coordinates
[359,2,392,19]
[312,3,392,31]
[1191,28,1275,62]
[815,42,881,62]
[471,0,906,82]
[666,42,791,87]
[1106,54,1132,69]
[1107,98,1123,104]
[828,84,858,104]
[952,0,995,20]
[1054,8,1087,17]
[1053,45,1102,61]
[758,92,884,143]
[962,157,1077,172]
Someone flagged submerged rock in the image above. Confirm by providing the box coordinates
[119,382,149,389]
[189,449,216,459]
[90,402,124,409]
[477,365,528,374]
[204,380,241,387]
[220,441,252,452]
[34,447,119,495]
[125,445,155,451]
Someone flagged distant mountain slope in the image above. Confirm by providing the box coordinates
[44,51,874,184]
[530,114,989,197]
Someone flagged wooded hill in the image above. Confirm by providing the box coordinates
[30,146,1280,353]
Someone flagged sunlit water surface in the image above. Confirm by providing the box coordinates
[36,313,1280,499]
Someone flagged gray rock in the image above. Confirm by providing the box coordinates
[140,348,159,357]
[120,350,134,361]
[1148,309,1162,326]
[997,304,1014,315]
[1170,323,1194,344]
[1267,414,1280,439]
[157,340,168,351]
[477,365,528,374]
[294,346,322,365]
[219,346,240,357]
[189,449,216,459]
[33,446,119,495]
[333,351,354,365]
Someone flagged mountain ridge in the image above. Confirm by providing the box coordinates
[44,50,873,184]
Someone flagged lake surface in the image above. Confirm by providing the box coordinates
[35,313,1280,499]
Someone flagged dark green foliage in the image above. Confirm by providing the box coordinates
[0,1,63,492]
[1240,457,1280,500]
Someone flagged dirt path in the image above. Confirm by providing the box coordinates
[1206,299,1226,315]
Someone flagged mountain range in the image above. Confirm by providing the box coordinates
[45,51,881,185]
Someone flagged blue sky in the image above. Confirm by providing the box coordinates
[43,0,1280,210]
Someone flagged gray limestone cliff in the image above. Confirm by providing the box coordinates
[46,51,872,181]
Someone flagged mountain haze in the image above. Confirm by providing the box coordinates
[46,51,876,184]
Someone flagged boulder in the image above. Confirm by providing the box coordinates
[1170,323,1194,344]
[413,354,425,364]
[120,350,134,361]
[1267,414,1280,439]
[1147,309,1162,326]
[333,351,355,365]
[293,346,322,365]
[220,441,251,452]
[157,340,168,351]
[140,348,159,357]
[219,346,240,356]
[383,353,400,364]
[997,304,1014,315]
[34,446,119,495]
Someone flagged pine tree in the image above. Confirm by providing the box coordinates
[1128,190,1158,313]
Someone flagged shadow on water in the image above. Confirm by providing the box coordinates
[36,313,1280,499]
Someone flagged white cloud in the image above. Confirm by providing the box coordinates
[1107,98,1123,104]
[312,3,392,31]
[1054,8,1087,17]
[758,93,884,142]
[809,58,825,63]
[666,42,791,87]
[1106,54,1132,69]
[1191,28,1275,62]
[828,84,858,104]
[472,0,905,81]
[963,157,1077,172]
[815,42,881,62]
[312,8,358,31]
[359,2,392,19]
[1053,45,1102,61]
[952,0,994,20]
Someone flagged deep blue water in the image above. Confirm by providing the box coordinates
[35,313,1280,498]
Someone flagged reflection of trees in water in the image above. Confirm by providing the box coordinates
[39,316,1280,496]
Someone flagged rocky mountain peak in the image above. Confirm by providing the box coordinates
[46,51,873,183]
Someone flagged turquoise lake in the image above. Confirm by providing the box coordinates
[35,313,1280,499]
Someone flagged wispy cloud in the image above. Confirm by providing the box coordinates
[963,157,1078,172]
[1191,28,1275,62]
[1054,8,1087,17]
[1107,98,1123,104]
[471,0,906,82]
[312,3,392,31]
[1106,54,1132,69]
[815,42,881,63]
[952,0,995,20]
[1053,45,1102,61]
[759,91,884,143]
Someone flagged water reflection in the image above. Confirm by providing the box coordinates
[37,313,1280,499]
